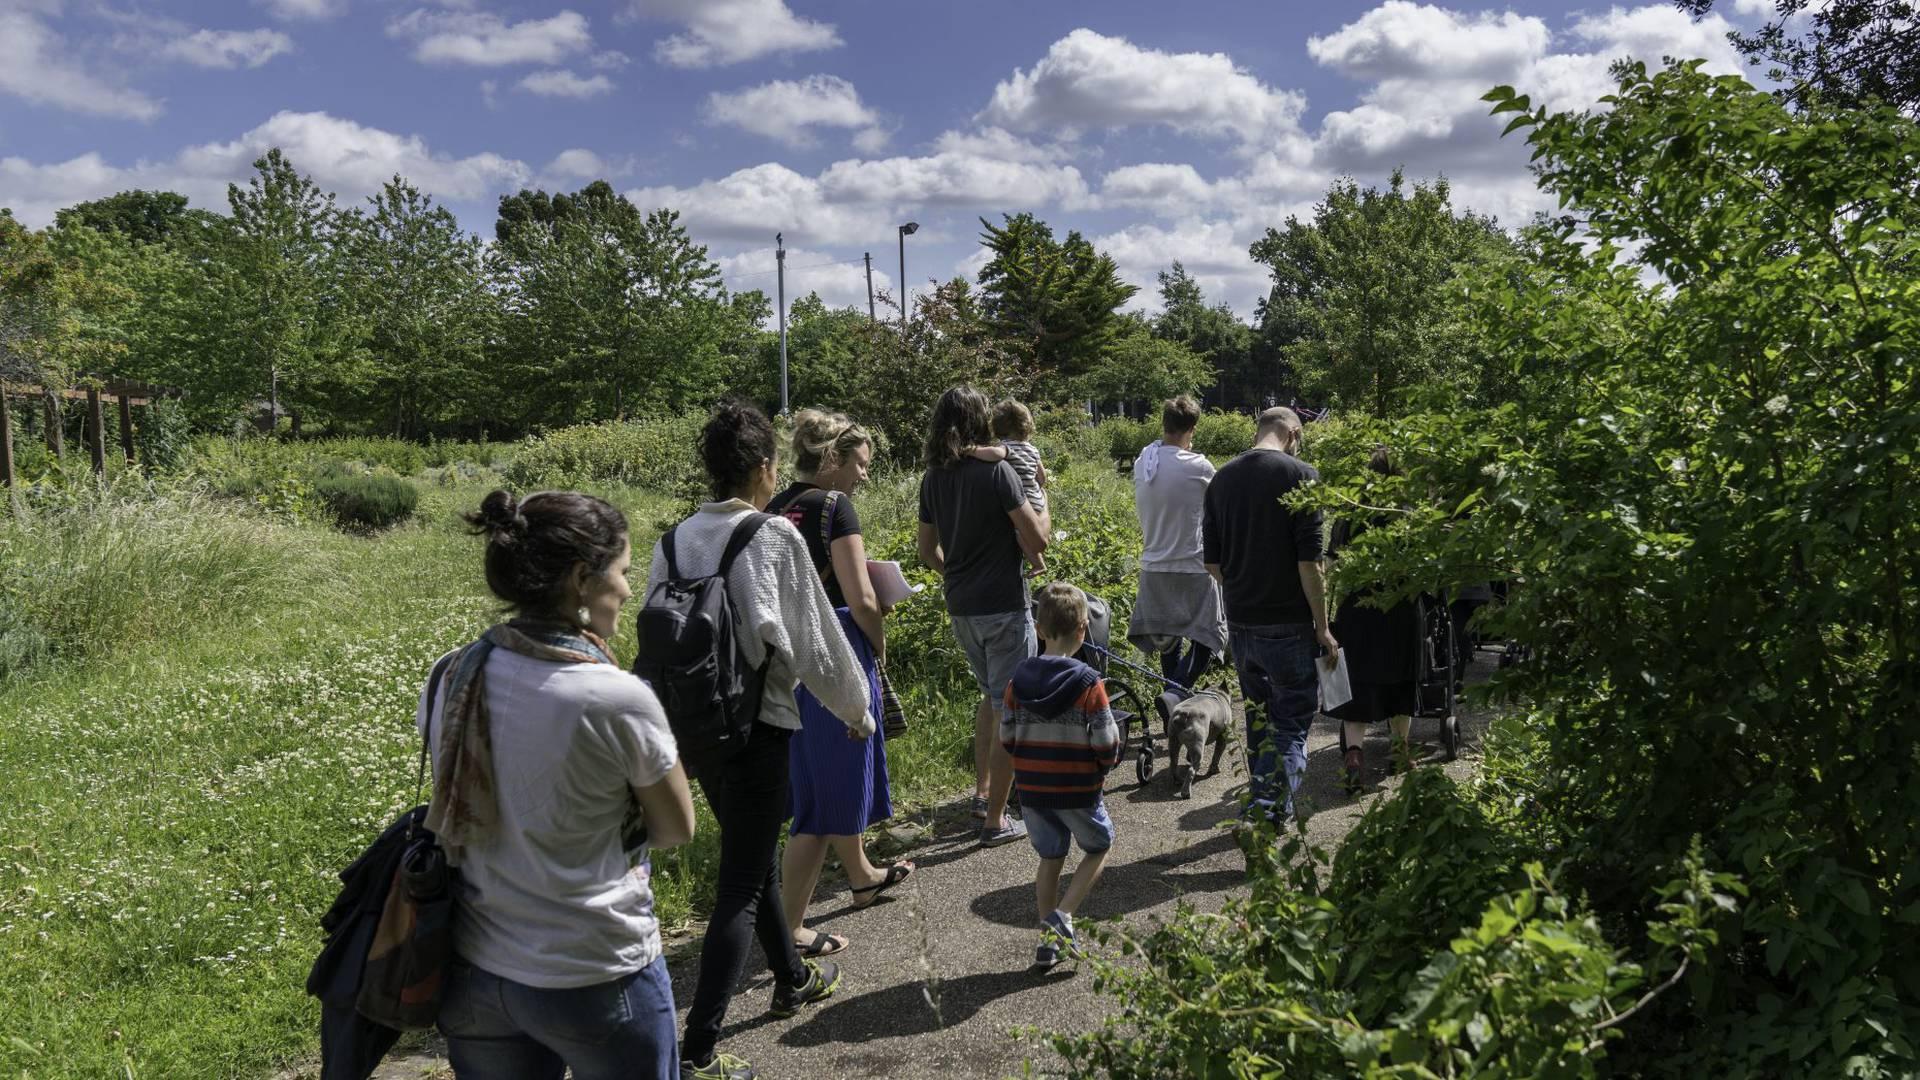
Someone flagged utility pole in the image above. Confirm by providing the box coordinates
[864,252,876,322]
[776,232,788,416]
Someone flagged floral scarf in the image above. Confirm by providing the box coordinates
[424,620,615,865]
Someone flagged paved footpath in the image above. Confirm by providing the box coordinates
[346,654,1496,1080]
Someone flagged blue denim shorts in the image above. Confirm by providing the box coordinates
[951,609,1036,715]
[1023,801,1115,860]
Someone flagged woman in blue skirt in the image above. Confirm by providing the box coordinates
[771,409,915,956]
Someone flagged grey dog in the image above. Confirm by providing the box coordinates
[1167,689,1232,799]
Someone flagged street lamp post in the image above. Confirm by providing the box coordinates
[897,221,918,326]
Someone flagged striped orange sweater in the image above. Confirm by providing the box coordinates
[999,654,1122,809]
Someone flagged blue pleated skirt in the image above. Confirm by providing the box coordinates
[789,609,891,836]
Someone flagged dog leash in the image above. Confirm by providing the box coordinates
[1083,641,1195,698]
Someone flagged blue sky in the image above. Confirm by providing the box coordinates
[0,0,1767,319]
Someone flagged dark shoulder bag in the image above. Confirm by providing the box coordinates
[355,651,462,1031]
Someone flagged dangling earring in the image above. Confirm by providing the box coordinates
[576,606,592,628]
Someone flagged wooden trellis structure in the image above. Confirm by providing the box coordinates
[0,375,184,489]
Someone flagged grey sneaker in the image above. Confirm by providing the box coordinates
[768,958,840,1018]
[969,794,988,820]
[1043,910,1080,960]
[682,1051,755,1080]
[979,818,1028,847]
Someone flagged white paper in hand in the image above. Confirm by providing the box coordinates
[866,560,922,609]
[1319,648,1353,712]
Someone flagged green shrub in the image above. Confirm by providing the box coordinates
[504,415,707,502]
[312,469,419,530]
[1098,416,1156,461]
[1051,769,1729,1078]
[1192,409,1254,457]
[1031,406,1104,472]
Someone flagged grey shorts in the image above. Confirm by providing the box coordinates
[951,609,1036,715]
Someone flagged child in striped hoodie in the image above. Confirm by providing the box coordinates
[1001,582,1122,972]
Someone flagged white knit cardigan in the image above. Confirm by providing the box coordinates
[644,500,874,737]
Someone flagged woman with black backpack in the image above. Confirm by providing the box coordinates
[768,409,915,960]
[641,402,873,1080]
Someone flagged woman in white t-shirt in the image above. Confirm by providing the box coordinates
[423,489,696,1080]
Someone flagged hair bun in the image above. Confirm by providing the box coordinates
[470,489,527,541]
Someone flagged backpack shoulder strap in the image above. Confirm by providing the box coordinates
[661,524,681,581]
[717,512,773,577]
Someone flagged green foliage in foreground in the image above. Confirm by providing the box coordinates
[1053,771,1734,1078]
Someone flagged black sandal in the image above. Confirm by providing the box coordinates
[849,862,915,909]
[795,930,848,957]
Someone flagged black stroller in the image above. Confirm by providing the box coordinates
[1033,589,1187,785]
[1335,594,1464,762]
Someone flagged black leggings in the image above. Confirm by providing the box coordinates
[680,724,806,1066]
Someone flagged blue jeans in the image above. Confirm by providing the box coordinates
[439,956,677,1080]
[1227,622,1319,819]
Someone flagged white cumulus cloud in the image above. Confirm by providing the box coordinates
[256,0,344,20]
[0,10,162,120]
[389,9,593,66]
[625,0,840,68]
[1307,1,1549,80]
[980,29,1307,150]
[0,111,530,227]
[714,246,891,320]
[161,28,294,69]
[518,70,614,98]
[704,75,880,148]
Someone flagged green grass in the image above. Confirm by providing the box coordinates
[0,464,1021,1079]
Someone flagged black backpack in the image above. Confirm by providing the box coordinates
[633,513,772,764]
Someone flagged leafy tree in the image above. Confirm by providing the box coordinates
[0,216,135,390]
[492,182,760,426]
[976,213,1137,389]
[54,190,196,246]
[1678,0,1920,112]
[343,178,495,438]
[1250,171,1509,418]
[1152,262,1259,407]
[216,149,360,430]
[1074,314,1214,409]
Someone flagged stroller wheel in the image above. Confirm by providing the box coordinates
[1136,747,1156,783]
[1441,715,1461,761]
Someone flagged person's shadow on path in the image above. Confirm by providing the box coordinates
[965,830,1243,928]
[779,966,1072,1046]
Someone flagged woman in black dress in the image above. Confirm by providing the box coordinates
[1328,447,1420,793]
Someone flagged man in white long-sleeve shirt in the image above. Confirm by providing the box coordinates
[646,403,871,1080]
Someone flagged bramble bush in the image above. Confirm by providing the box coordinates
[501,415,707,503]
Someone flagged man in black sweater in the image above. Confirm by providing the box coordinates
[1202,407,1338,821]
